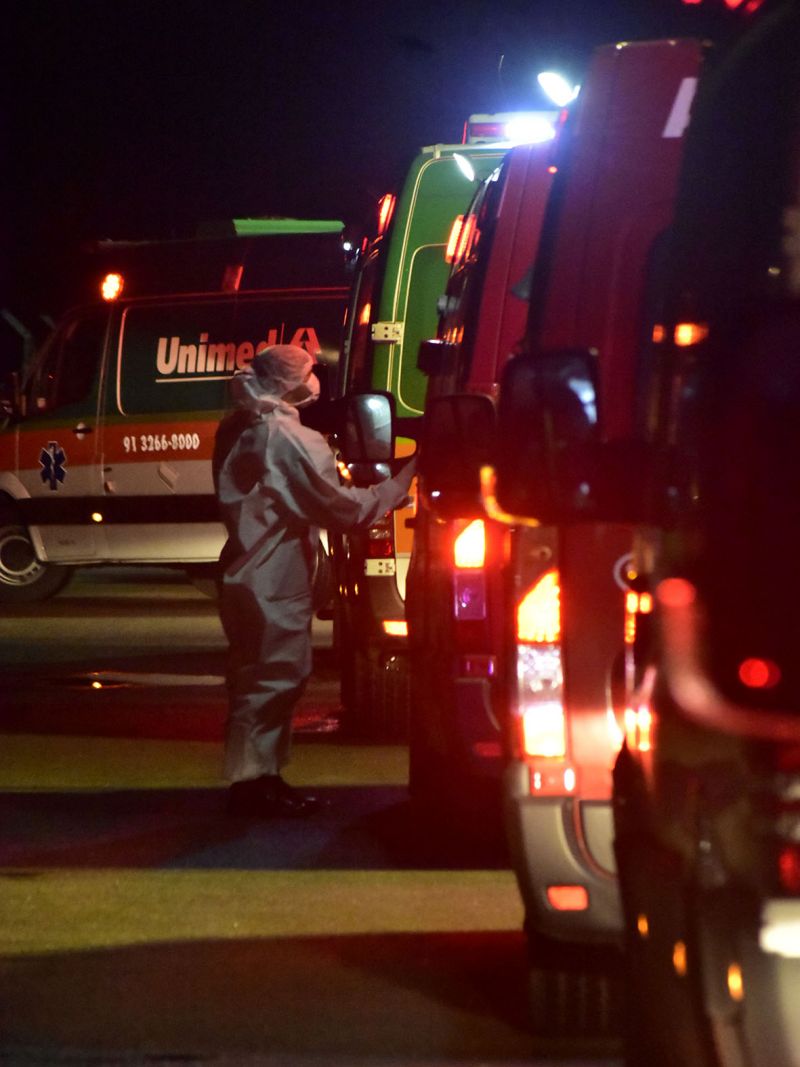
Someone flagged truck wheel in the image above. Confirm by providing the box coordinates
[0,522,72,603]
[526,931,623,1039]
[338,635,410,741]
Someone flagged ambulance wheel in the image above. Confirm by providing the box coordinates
[526,930,623,1039]
[0,522,72,603]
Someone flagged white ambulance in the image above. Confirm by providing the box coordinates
[0,224,351,601]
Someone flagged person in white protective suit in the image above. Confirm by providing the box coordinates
[213,344,415,818]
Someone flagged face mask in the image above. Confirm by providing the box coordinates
[283,372,321,408]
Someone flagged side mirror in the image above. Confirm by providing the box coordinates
[336,391,398,485]
[494,349,649,523]
[418,393,495,517]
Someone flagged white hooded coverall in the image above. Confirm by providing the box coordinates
[213,347,413,783]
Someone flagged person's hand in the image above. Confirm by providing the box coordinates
[393,454,417,495]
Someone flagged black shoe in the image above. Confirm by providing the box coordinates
[226,775,322,819]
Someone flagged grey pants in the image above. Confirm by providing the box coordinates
[219,581,313,782]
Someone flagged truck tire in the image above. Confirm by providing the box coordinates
[0,521,72,603]
[526,930,623,1040]
[336,610,410,740]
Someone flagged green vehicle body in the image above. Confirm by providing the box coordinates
[364,143,509,417]
[335,139,511,738]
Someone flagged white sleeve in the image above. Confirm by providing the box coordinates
[265,419,410,531]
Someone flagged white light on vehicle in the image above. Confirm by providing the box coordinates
[453,153,476,183]
[537,71,580,107]
[760,901,800,957]
[504,115,556,145]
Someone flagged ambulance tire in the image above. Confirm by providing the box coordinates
[525,929,623,1040]
[0,521,72,603]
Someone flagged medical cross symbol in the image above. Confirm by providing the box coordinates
[40,441,67,490]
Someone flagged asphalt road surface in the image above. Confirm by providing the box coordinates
[0,567,621,1067]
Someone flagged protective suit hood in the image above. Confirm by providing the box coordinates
[229,344,320,415]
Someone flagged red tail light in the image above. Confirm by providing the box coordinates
[515,569,570,786]
[453,520,487,621]
[517,569,560,643]
[779,845,800,894]
[367,513,394,559]
[453,520,486,569]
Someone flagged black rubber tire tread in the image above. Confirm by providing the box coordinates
[339,642,410,742]
[526,931,623,1040]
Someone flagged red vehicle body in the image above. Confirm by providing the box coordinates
[484,38,707,1034]
[611,6,800,1063]
[406,140,555,824]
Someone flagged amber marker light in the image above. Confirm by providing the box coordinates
[454,213,477,263]
[445,215,465,263]
[673,940,688,977]
[377,193,396,235]
[727,963,745,1002]
[546,885,588,911]
[101,272,124,301]
[674,322,709,347]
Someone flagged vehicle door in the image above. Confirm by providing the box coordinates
[15,308,109,561]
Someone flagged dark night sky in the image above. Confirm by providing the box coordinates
[5,0,755,327]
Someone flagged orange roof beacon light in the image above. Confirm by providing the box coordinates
[101,272,124,301]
